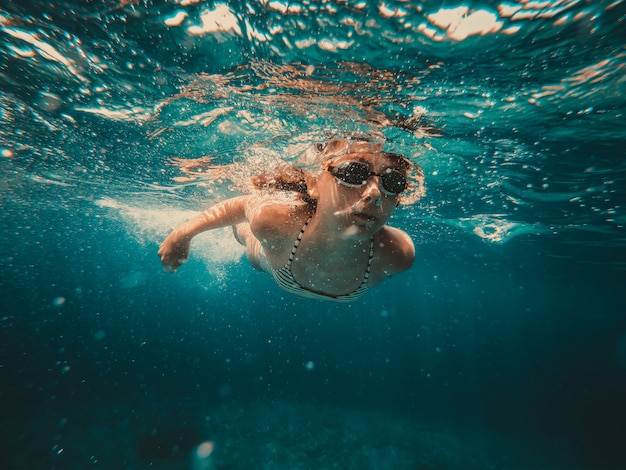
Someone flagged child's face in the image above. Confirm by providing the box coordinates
[316,152,405,239]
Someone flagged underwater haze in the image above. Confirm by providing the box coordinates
[1,0,625,468]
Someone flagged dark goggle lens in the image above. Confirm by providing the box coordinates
[381,170,407,195]
[339,161,369,185]
[330,161,407,195]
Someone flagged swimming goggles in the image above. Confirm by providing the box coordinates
[327,160,407,196]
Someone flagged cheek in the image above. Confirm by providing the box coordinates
[382,197,399,212]
[319,179,346,205]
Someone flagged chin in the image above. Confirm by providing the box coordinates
[340,222,377,240]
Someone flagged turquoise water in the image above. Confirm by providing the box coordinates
[1,0,625,468]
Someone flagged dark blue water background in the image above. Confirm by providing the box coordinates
[1,0,625,468]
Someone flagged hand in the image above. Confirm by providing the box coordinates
[158,230,191,272]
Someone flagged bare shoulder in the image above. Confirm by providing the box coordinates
[247,194,310,242]
[373,226,415,276]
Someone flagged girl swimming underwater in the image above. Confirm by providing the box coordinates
[158,137,424,302]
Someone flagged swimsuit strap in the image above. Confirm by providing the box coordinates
[362,237,374,286]
[285,217,310,268]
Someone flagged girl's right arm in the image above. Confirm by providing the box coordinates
[158,196,251,272]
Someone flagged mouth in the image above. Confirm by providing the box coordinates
[352,212,377,222]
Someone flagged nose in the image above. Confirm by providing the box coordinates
[361,176,382,206]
